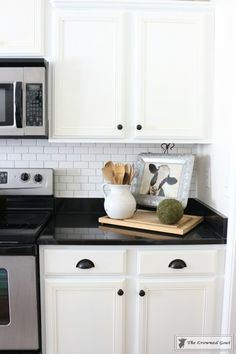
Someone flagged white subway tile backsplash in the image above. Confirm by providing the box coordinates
[22,154,36,160]
[67,154,80,161]
[29,161,44,168]
[55,183,66,191]
[73,147,89,154]
[89,147,103,154]
[81,154,96,162]
[59,175,74,183]
[82,183,95,191]
[0,160,14,167]
[89,176,103,183]
[1,140,198,198]
[74,176,88,183]
[7,139,21,145]
[73,161,89,169]
[8,153,21,160]
[67,183,80,191]
[81,169,95,176]
[22,139,36,146]
[89,162,103,169]
[96,154,110,162]
[0,154,7,160]
[37,154,51,161]
[44,147,59,154]
[67,169,80,176]
[14,146,29,153]
[59,147,74,153]
[1,146,14,153]
[15,161,29,168]
[58,161,73,168]
[29,146,43,153]
[44,161,59,168]
[58,190,74,197]
[52,154,65,161]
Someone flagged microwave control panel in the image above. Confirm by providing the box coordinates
[26,83,43,126]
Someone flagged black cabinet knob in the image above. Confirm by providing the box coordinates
[76,259,95,269]
[139,290,146,297]
[117,289,124,296]
[136,124,142,130]
[117,124,123,130]
[168,259,187,269]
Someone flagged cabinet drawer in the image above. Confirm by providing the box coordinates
[138,250,218,275]
[43,249,126,275]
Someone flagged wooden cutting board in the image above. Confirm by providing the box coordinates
[98,210,203,236]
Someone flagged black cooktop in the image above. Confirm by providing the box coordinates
[0,212,52,243]
[0,195,54,244]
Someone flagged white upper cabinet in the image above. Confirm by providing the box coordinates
[50,2,214,142]
[133,10,213,140]
[0,0,44,56]
[51,9,125,139]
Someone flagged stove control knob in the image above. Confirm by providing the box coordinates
[34,174,43,183]
[21,172,30,182]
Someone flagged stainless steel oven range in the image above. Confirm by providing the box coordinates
[0,168,53,353]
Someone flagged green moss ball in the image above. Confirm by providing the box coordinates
[157,199,184,225]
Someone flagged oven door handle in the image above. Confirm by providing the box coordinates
[14,81,23,128]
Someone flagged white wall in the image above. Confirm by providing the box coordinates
[196,0,234,217]
[197,0,236,346]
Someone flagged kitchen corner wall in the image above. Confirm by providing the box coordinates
[0,139,198,198]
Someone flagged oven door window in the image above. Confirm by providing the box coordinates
[0,268,10,325]
[0,84,14,126]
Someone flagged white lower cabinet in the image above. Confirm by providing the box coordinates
[138,278,216,354]
[40,246,224,354]
[45,278,125,354]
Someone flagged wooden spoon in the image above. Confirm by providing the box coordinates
[129,164,135,184]
[102,161,115,183]
[123,163,131,185]
[113,163,125,184]
[102,167,114,183]
[105,161,114,168]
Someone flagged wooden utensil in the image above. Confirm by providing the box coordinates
[102,161,115,183]
[102,167,114,183]
[105,161,114,168]
[113,163,125,184]
[123,163,131,185]
[129,164,135,184]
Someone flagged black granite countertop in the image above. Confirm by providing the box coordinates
[37,198,227,245]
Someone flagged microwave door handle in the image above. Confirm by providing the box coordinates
[15,82,23,128]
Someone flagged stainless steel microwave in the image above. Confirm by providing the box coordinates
[0,59,47,137]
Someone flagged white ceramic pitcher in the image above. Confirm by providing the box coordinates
[102,184,136,219]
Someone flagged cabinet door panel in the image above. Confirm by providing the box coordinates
[52,10,125,138]
[0,0,43,55]
[134,11,213,139]
[138,278,217,354]
[45,278,125,354]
